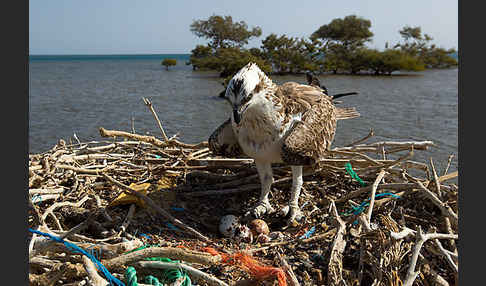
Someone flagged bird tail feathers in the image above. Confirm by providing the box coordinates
[336,107,360,120]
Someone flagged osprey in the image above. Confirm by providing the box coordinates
[209,62,359,224]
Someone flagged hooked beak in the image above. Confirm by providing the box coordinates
[233,107,241,124]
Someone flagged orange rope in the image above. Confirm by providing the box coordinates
[203,247,287,286]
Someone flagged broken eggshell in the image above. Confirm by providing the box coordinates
[256,233,271,243]
[219,215,240,238]
[268,231,285,241]
[235,224,253,243]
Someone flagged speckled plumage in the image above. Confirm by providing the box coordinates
[208,62,359,223]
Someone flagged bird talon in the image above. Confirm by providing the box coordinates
[286,206,304,226]
[251,202,275,218]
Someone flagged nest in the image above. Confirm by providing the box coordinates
[28,99,458,286]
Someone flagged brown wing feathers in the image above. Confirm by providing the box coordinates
[278,82,340,165]
[209,80,359,164]
[208,118,244,157]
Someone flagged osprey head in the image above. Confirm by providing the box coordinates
[225,62,269,124]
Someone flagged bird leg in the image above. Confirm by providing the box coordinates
[250,161,275,218]
[287,165,304,224]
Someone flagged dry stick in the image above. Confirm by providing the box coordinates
[402,227,458,286]
[336,183,418,204]
[184,170,244,182]
[135,260,229,286]
[41,195,90,224]
[249,228,337,253]
[182,184,261,197]
[31,214,96,258]
[356,219,368,286]
[59,153,133,162]
[187,147,210,160]
[372,148,414,170]
[433,239,458,273]
[428,158,442,197]
[421,263,450,286]
[344,128,374,147]
[101,173,210,242]
[94,194,113,223]
[103,247,220,270]
[131,116,136,134]
[438,171,458,184]
[330,150,381,166]
[366,169,387,225]
[206,173,260,189]
[82,256,108,286]
[336,172,456,204]
[415,180,458,226]
[277,250,301,286]
[327,201,347,286]
[29,188,65,195]
[443,216,458,255]
[99,127,208,149]
[33,240,144,260]
[142,97,169,142]
[443,154,455,176]
[390,227,416,240]
[29,256,57,269]
[118,204,136,235]
[336,140,435,153]
[358,213,372,233]
[184,175,299,197]
[59,214,94,240]
[31,194,60,204]
[56,164,115,175]
[29,227,39,258]
[99,127,168,148]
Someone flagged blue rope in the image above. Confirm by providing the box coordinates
[299,226,316,239]
[342,192,401,216]
[28,228,125,286]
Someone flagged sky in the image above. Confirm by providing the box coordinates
[29,0,458,55]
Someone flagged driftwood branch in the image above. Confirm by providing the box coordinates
[415,180,458,226]
[103,247,221,271]
[82,256,108,286]
[277,250,301,286]
[366,169,387,224]
[403,227,458,286]
[142,97,169,142]
[327,201,347,286]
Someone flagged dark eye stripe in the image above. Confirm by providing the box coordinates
[231,79,243,95]
[240,93,252,105]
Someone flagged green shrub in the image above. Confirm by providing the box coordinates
[161,58,177,70]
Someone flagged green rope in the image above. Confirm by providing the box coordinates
[345,162,367,187]
[125,267,139,286]
[144,275,162,285]
[124,245,191,286]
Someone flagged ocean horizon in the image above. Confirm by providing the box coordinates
[29,53,191,61]
[29,51,458,62]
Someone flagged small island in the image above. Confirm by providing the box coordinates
[161,58,177,70]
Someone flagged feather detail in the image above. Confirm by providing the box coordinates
[335,107,360,120]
